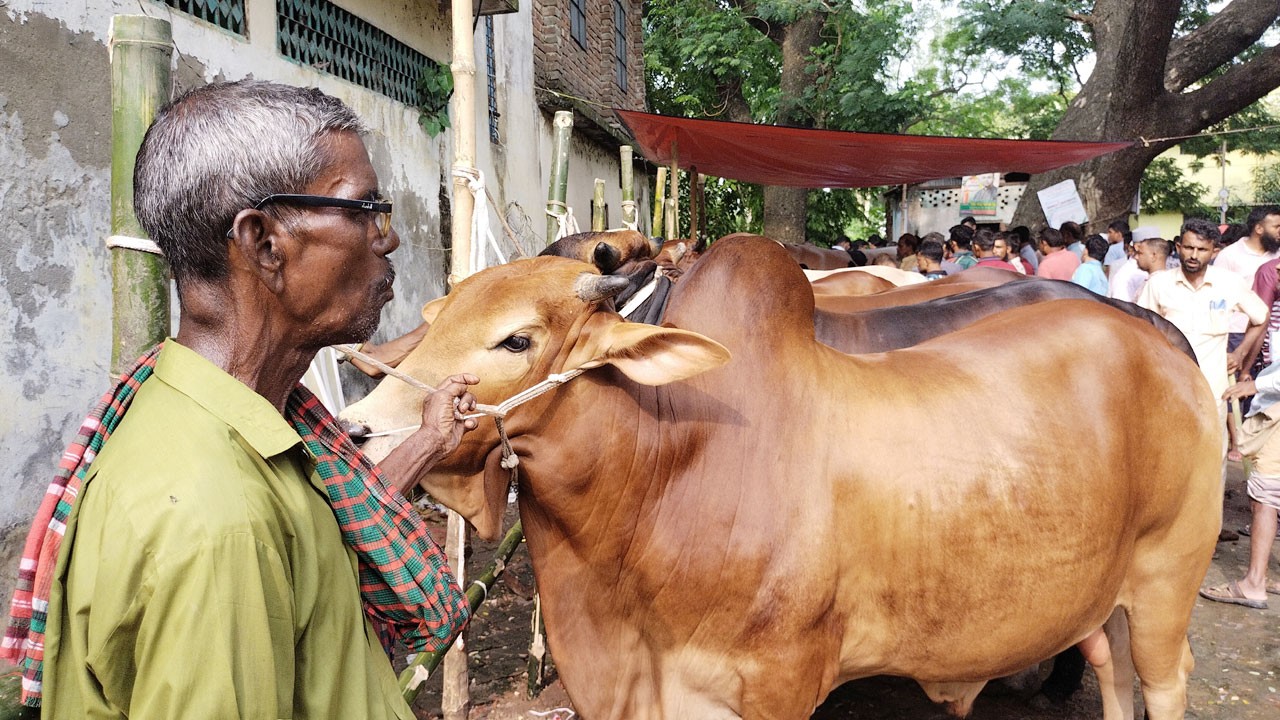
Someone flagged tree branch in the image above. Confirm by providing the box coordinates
[1164,0,1279,93]
[1064,12,1095,25]
[1168,43,1280,135]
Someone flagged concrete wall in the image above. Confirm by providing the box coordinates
[0,0,641,606]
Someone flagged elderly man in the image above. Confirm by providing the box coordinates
[3,81,476,718]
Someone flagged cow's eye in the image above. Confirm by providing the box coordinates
[499,335,531,352]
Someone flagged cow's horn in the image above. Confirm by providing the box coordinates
[592,241,622,274]
[575,273,631,302]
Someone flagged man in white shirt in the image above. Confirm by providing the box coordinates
[1103,220,1130,277]
[1214,207,1280,360]
[1200,364,1280,608]
[1138,219,1270,542]
[1108,225,1163,302]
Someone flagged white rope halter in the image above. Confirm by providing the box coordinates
[333,344,587,471]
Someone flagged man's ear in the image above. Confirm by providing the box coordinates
[228,209,286,293]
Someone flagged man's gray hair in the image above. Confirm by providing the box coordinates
[134,80,367,285]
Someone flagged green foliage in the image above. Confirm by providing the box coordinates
[642,0,1275,238]
[1256,160,1280,205]
[1179,101,1280,159]
[417,61,454,138]
[643,0,915,240]
[1140,157,1209,215]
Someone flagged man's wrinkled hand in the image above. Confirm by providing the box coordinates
[418,374,480,457]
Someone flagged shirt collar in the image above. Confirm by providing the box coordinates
[155,340,303,458]
[1174,265,1217,290]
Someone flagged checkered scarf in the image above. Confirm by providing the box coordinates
[3,343,469,706]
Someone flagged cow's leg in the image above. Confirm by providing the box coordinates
[1080,608,1136,720]
[1126,600,1196,720]
[1132,634,1194,720]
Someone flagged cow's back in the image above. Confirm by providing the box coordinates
[659,236,1218,695]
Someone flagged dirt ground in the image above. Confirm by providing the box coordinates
[409,460,1280,720]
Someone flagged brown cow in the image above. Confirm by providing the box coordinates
[782,241,855,269]
[343,236,1218,720]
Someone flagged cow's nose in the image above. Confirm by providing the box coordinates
[344,422,371,445]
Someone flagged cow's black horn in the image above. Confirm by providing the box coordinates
[575,273,631,302]
[593,241,622,274]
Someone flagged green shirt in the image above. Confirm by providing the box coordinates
[43,341,415,720]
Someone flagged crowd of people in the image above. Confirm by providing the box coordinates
[843,207,1280,610]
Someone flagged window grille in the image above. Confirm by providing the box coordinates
[276,0,443,107]
[613,0,627,92]
[570,0,587,49]
[485,17,500,143]
[162,0,245,35]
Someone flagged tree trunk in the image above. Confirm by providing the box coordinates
[1012,0,1280,231]
[762,11,826,244]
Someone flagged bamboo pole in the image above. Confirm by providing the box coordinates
[668,140,679,240]
[688,166,699,249]
[108,15,172,377]
[546,111,573,243]
[652,166,667,233]
[592,178,606,231]
[0,672,35,719]
[444,0,479,715]
[400,522,527,705]
[620,145,636,229]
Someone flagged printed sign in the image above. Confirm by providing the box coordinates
[959,173,1000,217]
[1036,179,1089,228]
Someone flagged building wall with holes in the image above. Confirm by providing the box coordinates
[0,0,643,607]
[887,180,1030,238]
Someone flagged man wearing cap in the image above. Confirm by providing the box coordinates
[1108,225,1161,302]
[1138,218,1269,541]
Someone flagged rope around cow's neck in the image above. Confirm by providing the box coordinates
[332,343,587,473]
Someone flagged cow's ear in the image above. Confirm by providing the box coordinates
[573,318,730,385]
[421,296,447,324]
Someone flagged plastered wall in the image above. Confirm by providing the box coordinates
[0,0,641,607]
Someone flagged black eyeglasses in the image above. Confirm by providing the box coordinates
[230,193,393,238]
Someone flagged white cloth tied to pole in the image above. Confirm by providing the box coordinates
[545,200,580,241]
[453,166,506,272]
[105,235,164,255]
[619,200,639,231]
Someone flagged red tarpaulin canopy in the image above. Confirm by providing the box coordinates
[614,109,1133,189]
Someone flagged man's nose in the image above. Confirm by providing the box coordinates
[378,227,401,255]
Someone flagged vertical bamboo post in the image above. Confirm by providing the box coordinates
[652,166,667,233]
[444,0,479,717]
[108,15,172,377]
[592,179,606,231]
[667,140,679,240]
[688,166,699,249]
[619,145,636,229]
[546,111,573,243]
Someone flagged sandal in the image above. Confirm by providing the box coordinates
[1200,581,1268,609]
[1268,581,1280,596]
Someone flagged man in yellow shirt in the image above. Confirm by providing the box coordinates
[7,81,478,718]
